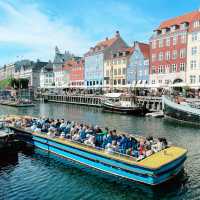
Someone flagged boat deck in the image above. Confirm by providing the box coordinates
[33,132,187,170]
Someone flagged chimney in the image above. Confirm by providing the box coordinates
[115,30,120,37]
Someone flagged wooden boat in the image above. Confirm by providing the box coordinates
[102,93,145,114]
[162,95,200,125]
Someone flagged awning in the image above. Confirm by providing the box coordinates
[169,82,187,87]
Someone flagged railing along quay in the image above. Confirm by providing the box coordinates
[41,94,103,107]
[39,94,163,111]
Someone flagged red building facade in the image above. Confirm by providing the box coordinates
[149,11,200,87]
[64,58,84,88]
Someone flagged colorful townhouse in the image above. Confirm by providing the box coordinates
[127,42,150,88]
[104,47,133,89]
[63,57,84,88]
[84,31,128,88]
[186,11,200,89]
[149,12,191,88]
[14,59,47,89]
[53,46,73,88]
[40,61,54,88]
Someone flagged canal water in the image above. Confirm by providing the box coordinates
[0,102,200,200]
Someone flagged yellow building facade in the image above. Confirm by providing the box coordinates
[104,48,133,89]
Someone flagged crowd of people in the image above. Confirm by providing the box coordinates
[6,116,168,160]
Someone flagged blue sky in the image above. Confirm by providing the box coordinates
[0,0,200,66]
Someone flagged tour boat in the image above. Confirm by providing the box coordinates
[102,93,145,114]
[162,95,200,125]
[4,115,187,186]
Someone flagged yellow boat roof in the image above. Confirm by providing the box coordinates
[33,133,187,170]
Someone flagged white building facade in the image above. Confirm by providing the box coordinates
[187,20,200,88]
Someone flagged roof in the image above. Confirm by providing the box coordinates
[63,58,84,70]
[159,10,200,29]
[137,43,150,59]
[85,32,123,57]
[96,37,118,48]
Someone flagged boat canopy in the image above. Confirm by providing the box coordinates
[104,93,122,98]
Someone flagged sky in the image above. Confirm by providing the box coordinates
[0,0,200,66]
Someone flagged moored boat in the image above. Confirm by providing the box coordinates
[2,115,187,186]
[162,95,200,125]
[102,93,145,115]
[0,100,34,107]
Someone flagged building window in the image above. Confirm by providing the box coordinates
[118,79,121,85]
[158,80,162,84]
[152,80,155,84]
[106,70,109,77]
[106,80,109,84]
[165,51,170,60]
[114,80,117,85]
[180,48,186,58]
[180,63,186,71]
[172,35,177,45]
[118,68,121,75]
[114,69,117,75]
[166,37,170,46]
[191,47,197,55]
[158,52,163,61]
[192,32,198,41]
[171,64,177,73]
[158,39,163,48]
[151,66,156,74]
[172,50,177,60]
[90,81,92,86]
[180,33,187,44]
[152,40,156,49]
[122,79,126,85]
[190,75,196,84]
[158,65,165,74]
[152,53,156,62]
[122,68,126,75]
[190,60,197,70]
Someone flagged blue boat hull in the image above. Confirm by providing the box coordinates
[32,134,186,186]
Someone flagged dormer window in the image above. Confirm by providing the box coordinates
[180,22,189,30]
[170,25,179,32]
[155,29,162,36]
[162,28,166,34]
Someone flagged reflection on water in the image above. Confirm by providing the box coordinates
[0,102,200,200]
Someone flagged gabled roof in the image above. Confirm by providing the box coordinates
[137,43,150,59]
[158,10,200,29]
[85,31,124,57]
[96,37,118,48]
[63,58,84,70]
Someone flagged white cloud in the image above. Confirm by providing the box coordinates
[0,1,93,63]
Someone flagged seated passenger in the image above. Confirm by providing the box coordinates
[47,129,55,138]
[84,134,95,147]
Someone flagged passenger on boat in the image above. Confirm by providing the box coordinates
[5,116,169,160]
